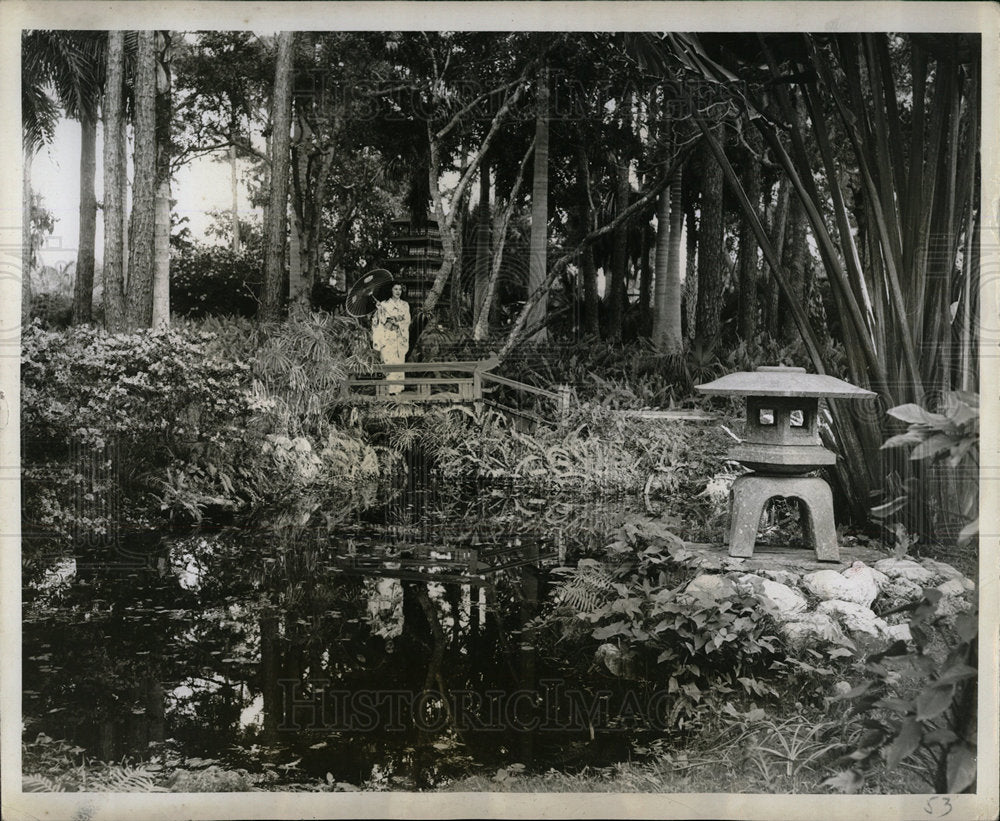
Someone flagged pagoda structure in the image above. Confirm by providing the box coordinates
[381,214,445,306]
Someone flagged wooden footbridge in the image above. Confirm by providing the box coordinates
[340,354,572,421]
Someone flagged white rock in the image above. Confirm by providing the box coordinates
[684,574,736,602]
[920,558,965,582]
[831,680,853,697]
[868,567,891,591]
[781,612,849,649]
[935,594,973,618]
[760,569,803,587]
[880,575,925,605]
[886,623,913,643]
[874,558,935,584]
[803,567,878,607]
[936,578,966,598]
[757,579,808,619]
[841,562,881,606]
[817,599,888,638]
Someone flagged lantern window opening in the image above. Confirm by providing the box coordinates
[758,408,775,426]
[789,409,806,428]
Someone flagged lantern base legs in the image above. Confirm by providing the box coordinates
[728,474,839,562]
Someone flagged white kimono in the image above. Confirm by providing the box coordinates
[372,297,410,393]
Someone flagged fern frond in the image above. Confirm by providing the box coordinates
[555,559,615,612]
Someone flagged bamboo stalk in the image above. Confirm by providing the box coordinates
[863,34,905,276]
[901,43,928,286]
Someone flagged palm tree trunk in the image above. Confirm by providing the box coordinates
[126,31,157,329]
[73,113,97,325]
[473,160,490,329]
[737,125,761,342]
[152,177,171,328]
[608,95,632,342]
[577,143,599,336]
[230,143,241,253]
[526,66,550,343]
[22,154,35,321]
[101,31,127,332]
[152,33,172,329]
[695,134,724,344]
[262,32,295,322]
[651,168,683,353]
[683,198,698,341]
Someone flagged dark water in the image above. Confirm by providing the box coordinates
[23,477,648,788]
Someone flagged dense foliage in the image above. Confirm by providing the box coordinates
[20,314,381,553]
[170,244,264,318]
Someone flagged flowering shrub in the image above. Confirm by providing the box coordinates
[170,245,263,318]
[22,317,386,547]
[22,322,268,541]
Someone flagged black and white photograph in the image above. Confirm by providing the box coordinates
[2,2,998,819]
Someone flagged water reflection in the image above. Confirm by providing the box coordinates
[23,476,641,787]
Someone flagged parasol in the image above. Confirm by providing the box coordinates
[344,269,395,317]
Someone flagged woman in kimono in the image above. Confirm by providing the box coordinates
[372,282,410,394]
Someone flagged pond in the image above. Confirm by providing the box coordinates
[23,472,654,790]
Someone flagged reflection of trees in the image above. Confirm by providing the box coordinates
[23,551,195,760]
[25,479,643,770]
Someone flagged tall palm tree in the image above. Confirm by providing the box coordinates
[261,31,295,322]
[525,65,550,342]
[651,167,683,353]
[22,30,104,322]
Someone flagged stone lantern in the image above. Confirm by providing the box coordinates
[696,366,876,562]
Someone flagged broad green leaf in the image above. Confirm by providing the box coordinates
[957,517,979,548]
[953,613,978,643]
[910,433,955,461]
[821,769,864,794]
[874,696,912,714]
[946,741,977,793]
[923,728,958,746]
[915,684,955,721]
[870,496,908,518]
[887,403,947,427]
[885,717,923,770]
[880,431,924,450]
[592,621,630,640]
[934,662,977,687]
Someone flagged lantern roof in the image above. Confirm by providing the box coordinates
[696,366,877,399]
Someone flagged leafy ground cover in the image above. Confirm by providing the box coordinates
[20,317,979,796]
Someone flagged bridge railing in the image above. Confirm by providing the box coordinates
[341,354,571,418]
[342,355,500,402]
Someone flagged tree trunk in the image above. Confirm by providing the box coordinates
[526,67,550,343]
[472,137,535,341]
[651,168,683,353]
[288,207,308,304]
[22,153,34,322]
[737,125,762,342]
[762,178,790,338]
[152,32,172,329]
[230,143,241,253]
[73,113,97,324]
[578,144,599,336]
[101,31,127,332]
[683,198,698,341]
[125,30,157,329]
[608,98,632,342]
[695,135,724,344]
[152,178,171,328]
[473,160,490,329]
[261,32,294,322]
[780,194,807,343]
